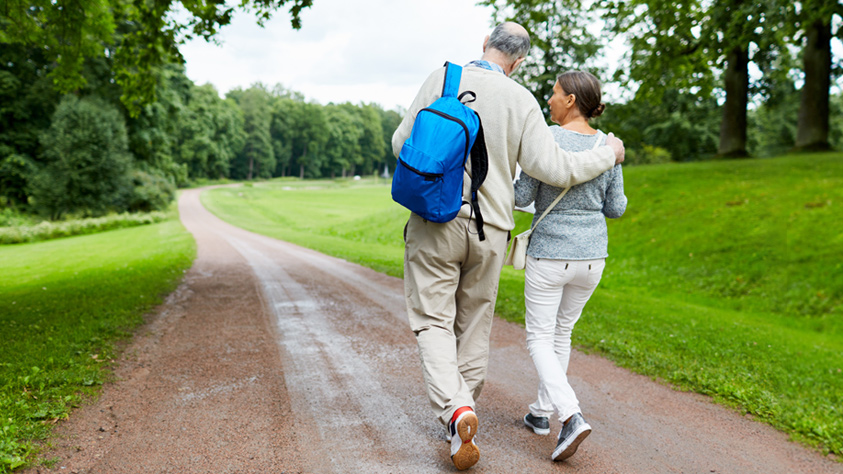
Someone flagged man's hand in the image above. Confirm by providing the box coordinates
[606,132,625,165]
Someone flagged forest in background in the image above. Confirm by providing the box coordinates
[1,0,842,221]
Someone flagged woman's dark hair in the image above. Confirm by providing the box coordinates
[556,71,605,119]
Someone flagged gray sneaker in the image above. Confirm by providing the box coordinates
[552,413,591,461]
[523,413,550,435]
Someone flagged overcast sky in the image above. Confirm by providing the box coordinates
[179,0,497,111]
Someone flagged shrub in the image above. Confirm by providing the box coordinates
[0,212,168,244]
[29,95,132,220]
[625,144,673,166]
[127,169,176,212]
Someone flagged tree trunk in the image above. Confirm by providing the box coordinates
[247,155,254,180]
[299,143,307,180]
[718,46,749,158]
[795,18,832,151]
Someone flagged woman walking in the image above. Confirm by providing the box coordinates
[514,70,627,462]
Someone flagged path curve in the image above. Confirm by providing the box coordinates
[27,187,843,473]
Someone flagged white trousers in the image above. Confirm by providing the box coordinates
[524,256,605,424]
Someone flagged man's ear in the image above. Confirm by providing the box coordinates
[509,57,526,75]
[482,35,490,52]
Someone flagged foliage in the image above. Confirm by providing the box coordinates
[624,144,672,166]
[203,153,843,456]
[176,84,244,180]
[126,170,176,213]
[595,89,721,162]
[0,44,61,206]
[479,0,605,116]
[28,95,133,220]
[125,65,191,186]
[0,0,315,116]
[0,211,169,245]
[0,216,195,472]
[228,85,276,179]
[747,80,800,157]
[377,108,403,175]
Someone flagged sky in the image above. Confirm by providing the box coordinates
[179,0,498,111]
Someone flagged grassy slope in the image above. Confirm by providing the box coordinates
[202,154,842,457]
[0,218,195,472]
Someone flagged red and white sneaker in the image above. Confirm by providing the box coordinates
[449,407,479,470]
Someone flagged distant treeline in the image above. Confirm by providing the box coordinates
[0,46,400,220]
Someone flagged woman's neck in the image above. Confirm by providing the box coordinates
[560,116,596,135]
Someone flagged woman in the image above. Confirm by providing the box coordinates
[514,71,627,462]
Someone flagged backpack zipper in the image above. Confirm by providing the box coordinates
[398,159,443,181]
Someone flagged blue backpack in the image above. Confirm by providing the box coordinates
[392,62,489,240]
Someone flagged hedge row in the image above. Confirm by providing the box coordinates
[0,212,169,245]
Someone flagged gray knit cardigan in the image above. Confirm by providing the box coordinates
[513,126,627,260]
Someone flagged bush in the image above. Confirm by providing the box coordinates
[127,169,176,212]
[625,144,673,166]
[0,212,168,244]
[28,95,132,220]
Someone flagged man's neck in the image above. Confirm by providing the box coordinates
[480,51,511,75]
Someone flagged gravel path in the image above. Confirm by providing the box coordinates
[26,187,843,473]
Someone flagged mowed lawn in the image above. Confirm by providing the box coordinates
[0,217,195,472]
[203,153,843,457]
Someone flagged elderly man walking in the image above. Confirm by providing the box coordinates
[392,22,625,470]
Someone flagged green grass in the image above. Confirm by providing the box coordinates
[203,153,843,458]
[0,214,195,472]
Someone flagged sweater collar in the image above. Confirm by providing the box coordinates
[465,60,505,75]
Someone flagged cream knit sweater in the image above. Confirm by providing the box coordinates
[392,65,616,232]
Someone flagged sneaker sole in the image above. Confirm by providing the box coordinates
[552,425,591,462]
[523,415,550,436]
[452,412,480,470]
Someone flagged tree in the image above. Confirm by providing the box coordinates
[480,0,604,116]
[0,0,315,115]
[29,95,133,219]
[0,43,65,206]
[126,64,191,185]
[176,84,244,179]
[228,85,276,180]
[289,101,328,179]
[602,0,790,157]
[269,87,305,177]
[747,79,800,157]
[376,107,402,176]
[347,103,384,176]
[792,1,842,150]
[595,88,720,162]
[323,104,363,178]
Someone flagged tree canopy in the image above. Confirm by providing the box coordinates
[0,0,314,115]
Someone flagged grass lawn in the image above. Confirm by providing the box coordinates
[203,153,843,457]
[0,214,195,472]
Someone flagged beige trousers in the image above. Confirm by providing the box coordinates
[403,213,509,425]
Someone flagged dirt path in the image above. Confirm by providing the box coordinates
[27,187,843,473]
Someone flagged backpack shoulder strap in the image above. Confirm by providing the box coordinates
[468,113,488,241]
[442,62,462,98]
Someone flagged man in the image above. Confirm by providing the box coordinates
[392,22,625,470]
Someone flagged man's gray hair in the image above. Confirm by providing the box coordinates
[487,22,531,62]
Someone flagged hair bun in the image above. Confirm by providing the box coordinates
[591,103,606,118]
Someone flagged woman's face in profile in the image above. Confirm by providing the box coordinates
[548,81,572,125]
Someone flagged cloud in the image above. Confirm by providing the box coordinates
[179,0,494,109]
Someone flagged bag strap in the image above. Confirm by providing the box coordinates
[529,131,604,231]
[468,114,488,241]
[442,62,461,98]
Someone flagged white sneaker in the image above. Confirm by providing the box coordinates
[449,408,479,470]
